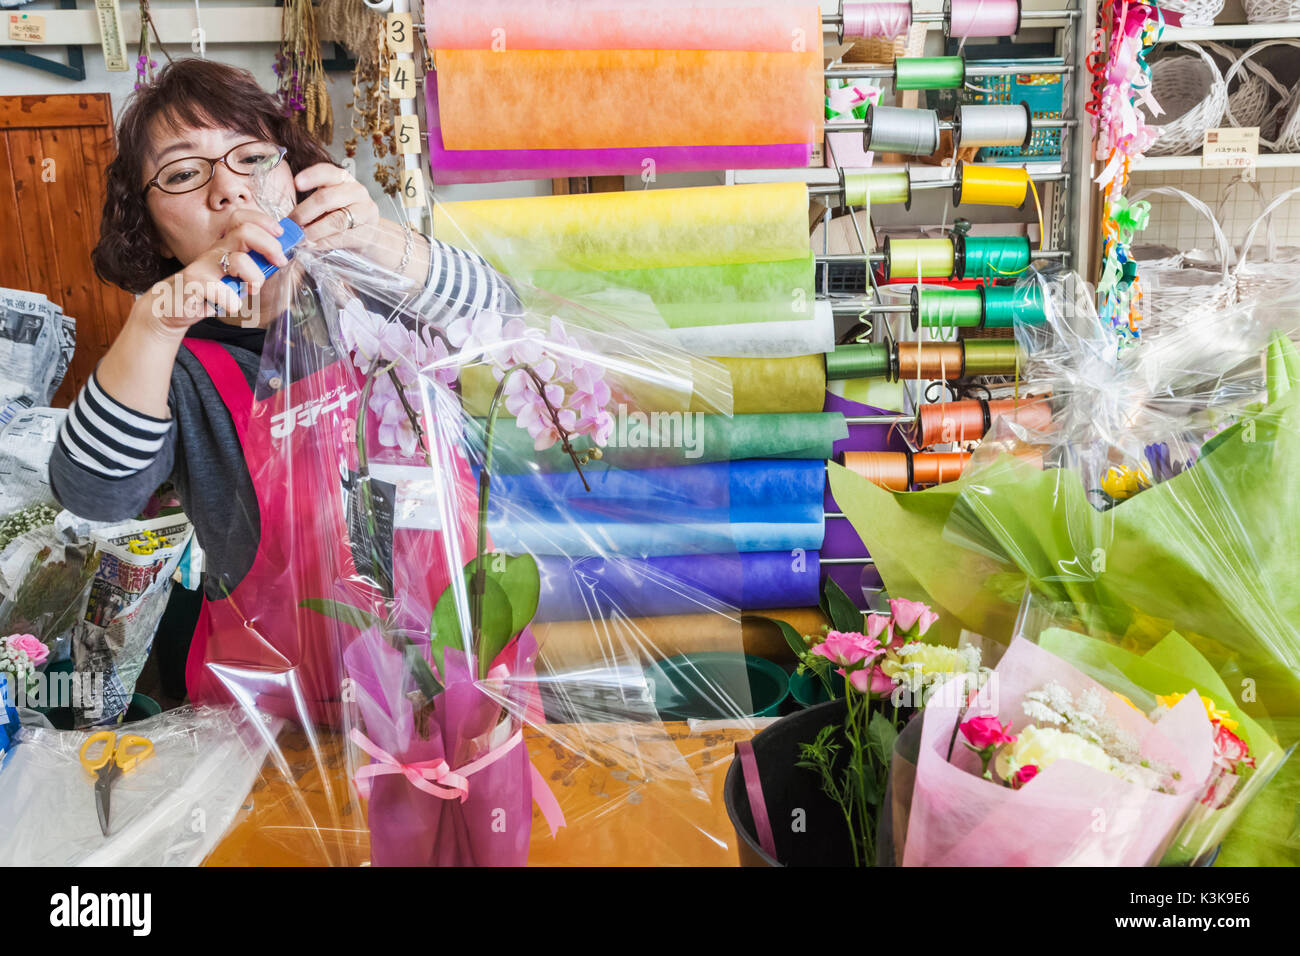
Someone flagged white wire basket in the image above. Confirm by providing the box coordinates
[1244,0,1300,23]
[1144,42,1228,157]
[1131,186,1237,335]
[1158,0,1226,26]
[1222,39,1300,151]
[1234,184,1300,303]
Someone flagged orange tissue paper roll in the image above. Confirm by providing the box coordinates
[434,49,824,150]
[425,0,823,51]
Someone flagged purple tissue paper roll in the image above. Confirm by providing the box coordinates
[822,515,869,559]
[535,551,822,621]
[426,82,813,183]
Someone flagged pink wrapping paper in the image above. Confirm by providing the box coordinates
[426,83,812,184]
[425,0,822,51]
[903,639,1214,866]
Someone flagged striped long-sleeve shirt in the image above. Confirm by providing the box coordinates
[49,236,518,598]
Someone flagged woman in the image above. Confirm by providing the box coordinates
[50,58,513,716]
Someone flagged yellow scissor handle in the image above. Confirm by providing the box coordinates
[113,734,154,772]
[79,731,155,774]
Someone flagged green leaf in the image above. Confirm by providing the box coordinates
[746,614,810,661]
[297,598,381,632]
[820,577,865,634]
[403,644,444,699]
[867,712,900,766]
[430,573,513,678]
[467,552,539,638]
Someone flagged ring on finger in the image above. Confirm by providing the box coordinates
[341,206,357,231]
[219,252,231,275]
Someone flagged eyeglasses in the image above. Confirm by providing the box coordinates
[143,141,288,196]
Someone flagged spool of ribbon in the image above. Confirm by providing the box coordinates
[841,450,971,490]
[843,168,912,208]
[916,396,1052,446]
[840,1,913,39]
[954,103,1032,149]
[953,163,1030,208]
[896,341,965,380]
[825,342,892,381]
[946,0,1022,38]
[883,237,955,280]
[894,56,966,90]
[911,286,983,331]
[980,282,1045,328]
[954,235,1031,278]
[864,105,941,155]
[961,339,1025,376]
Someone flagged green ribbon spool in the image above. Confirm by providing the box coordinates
[894,56,966,90]
[825,342,892,381]
[912,287,983,331]
[962,340,1027,377]
[843,169,911,208]
[885,237,955,280]
[956,236,1031,279]
[981,283,1046,328]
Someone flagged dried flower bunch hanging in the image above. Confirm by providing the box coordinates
[340,11,401,198]
[134,0,172,91]
[274,0,334,145]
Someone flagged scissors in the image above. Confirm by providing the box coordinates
[79,730,155,836]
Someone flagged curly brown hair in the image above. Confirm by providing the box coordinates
[92,58,337,295]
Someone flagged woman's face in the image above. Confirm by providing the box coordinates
[142,122,297,267]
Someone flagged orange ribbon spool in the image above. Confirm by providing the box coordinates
[917,397,1054,447]
[896,342,966,380]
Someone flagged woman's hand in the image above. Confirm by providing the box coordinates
[144,207,290,335]
[289,164,381,248]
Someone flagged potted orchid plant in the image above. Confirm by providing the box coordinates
[300,297,615,865]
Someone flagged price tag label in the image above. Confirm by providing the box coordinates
[387,12,413,54]
[1203,127,1259,172]
[388,60,416,99]
[395,114,422,155]
[8,13,46,42]
[400,167,426,208]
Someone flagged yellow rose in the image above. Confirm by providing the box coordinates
[1156,691,1238,733]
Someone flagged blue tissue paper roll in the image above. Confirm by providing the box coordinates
[535,551,822,620]
[482,458,826,556]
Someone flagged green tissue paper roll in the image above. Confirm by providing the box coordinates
[479,412,849,471]
[526,253,816,328]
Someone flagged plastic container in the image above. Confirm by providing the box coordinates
[644,652,789,721]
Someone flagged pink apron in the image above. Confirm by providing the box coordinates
[181,338,476,726]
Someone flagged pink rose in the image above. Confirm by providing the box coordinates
[889,598,939,637]
[1212,724,1254,774]
[960,714,1017,750]
[8,633,48,667]
[838,665,897,695]
[1013,765,1038,788]
[812,630,883,669]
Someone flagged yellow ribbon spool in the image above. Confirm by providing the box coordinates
[884,238,954,280]
[954,164,1029,208]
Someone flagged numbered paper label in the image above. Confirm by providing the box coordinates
[400,168,426,208]
[1203,127,1259,170]
[387,13,414,54]
[388,60,416,99]
[8,13,46,42]
[395,114,422,155]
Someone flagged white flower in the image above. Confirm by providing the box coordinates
[994,724,1116,782]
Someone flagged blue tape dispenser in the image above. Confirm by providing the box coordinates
[220,216,306,299]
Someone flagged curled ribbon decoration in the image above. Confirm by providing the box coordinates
[1109,196,1150,245]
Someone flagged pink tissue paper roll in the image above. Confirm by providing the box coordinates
[426,83,813,184]
[425,0,823,51]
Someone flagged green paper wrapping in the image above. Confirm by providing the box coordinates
[479,412,848,471]
[526,254,815,328]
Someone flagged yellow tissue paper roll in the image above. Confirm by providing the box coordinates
[434,182,812,272]
[434,49,824,150]
[460,355,825,416]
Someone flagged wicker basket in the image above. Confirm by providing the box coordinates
[1212,41,1288,139]
[1221,40,1300,149]
[1145,43,1228,156]
[1131,187,1237,335]
[1157,0,1226,26]
[1245,0,1300,23]
[1234,184,1300,303]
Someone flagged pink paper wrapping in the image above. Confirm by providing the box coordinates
[426,84,812,184]
[425,0,822,51]
[901,639,1215,866]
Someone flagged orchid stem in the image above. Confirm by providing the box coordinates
[357,357,395,601]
